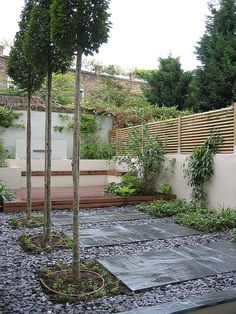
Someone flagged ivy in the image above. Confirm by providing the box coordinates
[0,107,21,128]
[184,133,223,204]
[54,113,99,135]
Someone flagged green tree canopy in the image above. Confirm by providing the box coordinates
[136,56,193,110]
[195,0,236,111]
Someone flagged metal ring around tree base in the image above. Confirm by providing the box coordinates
[39,269,105,297]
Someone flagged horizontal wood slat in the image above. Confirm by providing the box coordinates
[109,105,235,155]
[21,170,127,177]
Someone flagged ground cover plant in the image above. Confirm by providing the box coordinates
[10,214,44,229]
[20,231,73,254]
[39,260,129,303]
[138,199,236,233]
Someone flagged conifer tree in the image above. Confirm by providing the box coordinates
[195,0,236,111]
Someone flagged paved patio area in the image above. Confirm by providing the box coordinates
[52,208,151,225]
[99,241,236,291]
[65,222,200,248]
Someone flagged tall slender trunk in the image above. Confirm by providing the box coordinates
[72,49,82,281]
[26,90,32,219]
[44,69,52,245]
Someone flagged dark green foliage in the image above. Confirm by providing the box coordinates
[81,139,114,159]
[159,183,172,194]
[0,181,15,201]
[138,199,204,217]
[51,0,111,58]
[136,56,194,110]
[7,0,45,93]
[118,126,166,195]
[0,107,21,128]
[184,133,223,204]
[177,208,236,233]
[195,0,236,111]
[104,175,138,196]
[54,114,99,135]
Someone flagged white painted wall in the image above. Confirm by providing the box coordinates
[164,154,236,210]
[0,110,112,158]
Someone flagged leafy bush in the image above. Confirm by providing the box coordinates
[81,139,114,159]
[0,181,15,202]
[138,199,204,217]
[159,183,172,194]
[184,133,223,204]
[104,175,138,197]
[177,208,236,233]
[0,107,21,128]
[118,126,166,195]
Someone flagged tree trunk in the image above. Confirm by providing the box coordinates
[26,90,32,219]
[72,49,82,281]
[44,69,52,245]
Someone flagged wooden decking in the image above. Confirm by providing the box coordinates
[3,186,176,213]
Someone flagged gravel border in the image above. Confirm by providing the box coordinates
[1,207,236,314]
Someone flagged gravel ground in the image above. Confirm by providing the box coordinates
[1,207,236,314]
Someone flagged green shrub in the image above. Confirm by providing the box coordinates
[159,182,172,194]
[118,125,166,195]
[184,133,223,204]
[81,139,114,159]
[138,199,205,217]
[116,186,136,196]
[177,208,236,233]
[104,182,121,196]
[0,181,15,201]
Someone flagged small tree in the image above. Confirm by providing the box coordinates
[24,0,72,244]
[51,0,111,280]
[7,0,44,219]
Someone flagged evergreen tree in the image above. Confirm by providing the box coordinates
[24,0,72,244]
[51,0,110,281]
[7,0,44,219]
[136,56,193,110]
[195,0,236,111]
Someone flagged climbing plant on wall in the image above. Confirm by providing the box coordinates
[184,133,223,204]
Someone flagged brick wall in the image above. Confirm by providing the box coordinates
[0,56,8,90]
[0,55,143,97]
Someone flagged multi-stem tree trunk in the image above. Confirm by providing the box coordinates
[44,68,52,245]
[72,49,82,281]
[26,90,32,219]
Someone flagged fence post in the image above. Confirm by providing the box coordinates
[178,115,182,154]
[234,103,236,153]
[116,129,119,157]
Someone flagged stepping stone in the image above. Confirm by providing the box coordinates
[98,241,236,291]
[52,208,151,225]
[65,222,200,248]
[119,286,236,313]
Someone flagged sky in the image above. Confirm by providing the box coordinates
[0,0,210,71]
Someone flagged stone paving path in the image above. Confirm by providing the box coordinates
[99,241,236,291]
[119,286,236,314]
[65,222,200,248]
[52,208,151,225]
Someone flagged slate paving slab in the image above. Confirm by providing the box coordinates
[65,222,201,248]
[52,208,151,225]
[98,241,236,291]
[119,286,236,313]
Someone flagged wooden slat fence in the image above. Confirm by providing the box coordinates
[109,104,236,155]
